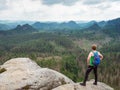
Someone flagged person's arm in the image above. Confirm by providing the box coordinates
[98,52,103,60]
[87,52,91,66]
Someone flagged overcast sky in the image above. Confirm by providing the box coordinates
[0,0,120,21]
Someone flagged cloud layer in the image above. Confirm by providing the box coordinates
[0,0,120,21]
[41,0,79,6]
[0,0,7,10]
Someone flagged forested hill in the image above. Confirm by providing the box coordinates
[0,17,120,90]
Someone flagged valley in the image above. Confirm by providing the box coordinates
[0,18,120,90]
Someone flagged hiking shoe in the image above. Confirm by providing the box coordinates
[80,83,86,86]
[93,82,97,85]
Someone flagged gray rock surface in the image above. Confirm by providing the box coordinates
[52,79,114,90]
[0,58,114,90]
[0,58,74,90]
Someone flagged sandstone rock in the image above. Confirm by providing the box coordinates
[0,58,74,90]
[52,79,114,90]
[0,58,114,90]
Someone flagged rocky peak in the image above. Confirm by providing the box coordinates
[0,58,73,90]
[13,24,37,31]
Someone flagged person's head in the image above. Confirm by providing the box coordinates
[92,44,97,50]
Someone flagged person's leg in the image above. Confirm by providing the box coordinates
[80,66,93,86]
[93,66,98,85]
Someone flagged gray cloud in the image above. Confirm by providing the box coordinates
[82,0,104,5]
[97,4,111,10]
[0,0,7,10]
[41,0,79,6]
[82,0,120,5]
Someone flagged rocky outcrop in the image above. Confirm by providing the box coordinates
[0,58,114,90]
[0,58,73,90]
[52,79,114,90]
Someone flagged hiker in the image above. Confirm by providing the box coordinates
[80,44,103,86]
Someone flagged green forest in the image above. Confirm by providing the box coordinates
[0,20,120,90]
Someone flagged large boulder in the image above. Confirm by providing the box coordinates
[52,79,114,90]
[0,58,74,90]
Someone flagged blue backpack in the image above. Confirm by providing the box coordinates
[93,51,100,66]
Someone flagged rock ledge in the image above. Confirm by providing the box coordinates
[52,79,114,90]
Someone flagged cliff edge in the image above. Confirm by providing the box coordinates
[0,58,114,90]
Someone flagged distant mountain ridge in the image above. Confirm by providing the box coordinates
[0,24,38,35]
[0,24,13,30]
[32,18,120,31]
[32,20,80,30]
[104,18,120,30]
[0,18,120,34]
[0,20,35,31]
[83,22,101,31]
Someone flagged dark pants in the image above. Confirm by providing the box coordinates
[83,65,98,84]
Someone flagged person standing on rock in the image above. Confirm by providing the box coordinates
[80,44,103,86]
